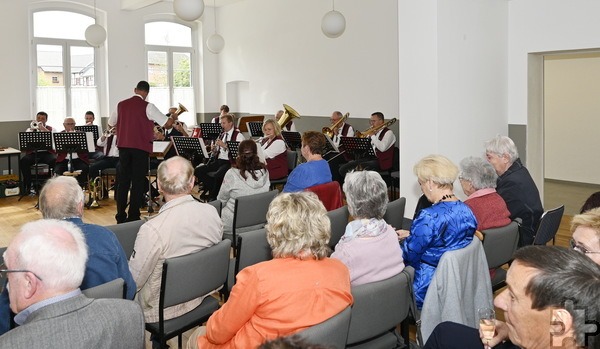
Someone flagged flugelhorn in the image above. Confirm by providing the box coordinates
[172,103,188,118]
[322,112,349,138]
[30,121,42,131]
[103,126,116,137]
[277,104,301,128]
[355,118,397,138]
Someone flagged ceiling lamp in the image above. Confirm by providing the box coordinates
[85,0,106,47]
[206,0,225,54]
[174,0,205,22]
[321,0,346,38]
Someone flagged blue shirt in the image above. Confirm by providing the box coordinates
[283,159,332,192]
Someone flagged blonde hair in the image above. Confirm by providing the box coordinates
[571,207,600,240]
[266,192,331,259]
[413,154,458,190]
[262,118,282,136]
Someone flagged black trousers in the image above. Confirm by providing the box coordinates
[55,158,89,187]
[195,159,230,200]
[19,151,56,192]
[89,156,119,178]
[116,148,148,223]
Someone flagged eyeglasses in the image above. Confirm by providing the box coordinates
[569,239,600,255]
[0,263,43,281]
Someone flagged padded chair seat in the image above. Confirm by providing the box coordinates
[146,296,220,338]
[347,330,398,349]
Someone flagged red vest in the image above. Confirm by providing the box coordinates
[262,136,288,179]
[376,128,394,171]
[56,131,90,164]
[116,96,154,153]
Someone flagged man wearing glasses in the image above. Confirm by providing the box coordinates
[53,117,90,187]
[0,219,144,347]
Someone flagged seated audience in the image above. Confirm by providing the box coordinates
[459,156,511,230]
[19,111,56,194]
[580,191,600,213]
[397,155,476,309]
[54,117,90,187]
[423,246,600,349]
[218,140,270,234]
[570,207,600,265]
[259,335,334,349]
[129,156,222,326]
[191,192,353,349]
[283,131,332,192]
[485,135,543,246]
[0,219,144,348]
[331,170,404,285]
[260,119,288,180]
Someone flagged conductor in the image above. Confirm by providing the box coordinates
[108,80,173,223]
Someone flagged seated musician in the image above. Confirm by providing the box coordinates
[89,126,119,185]
[326,110,354,183]
[167,106,190,137]
[19,111,56,194]
[195,113,245,201]
[54,117,90,187]
[276,109,297,132]
[82,111,104,160]
[338,112,395,183]
[283,131,331,193]
[259,119,288,180]
[155,115,184,160]
[211,104,229,123]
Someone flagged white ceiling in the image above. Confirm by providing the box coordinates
[122,0,243,11]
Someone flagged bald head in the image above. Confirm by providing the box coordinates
[40,176,84,219]
[157,156,194,196]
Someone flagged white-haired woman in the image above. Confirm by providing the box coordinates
[331,171,404,286]
[570,207,600,265]
[192,192,352,349]
[485,135,543,246]
[459,156,511,231]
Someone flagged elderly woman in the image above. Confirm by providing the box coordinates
[459,156,511,231]
[485,135,543,246]
[570,207,600,265]
[283,131,332,192]
[260,119,288,180]
[580,191,600,213]
[398,155,477,309]
[192,192,353,349]
[218,140,270,235]
[331,170,404,286]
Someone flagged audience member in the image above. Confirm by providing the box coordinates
[53,117,90,187]
[485,135,543,246]
[580,191,600,214]
[570,207,600,265]
[0,219,144,348]
[218,140,270,234]
[397,155,476,308]
[283,131,331,192]
[331,170,404,285]
[190,192,353,349]
[260,119,288,180]
[423,246,600,349]
[19,111,56,194]
[259,335,334,349]
[129,156,222,325]
[459,156,511,231]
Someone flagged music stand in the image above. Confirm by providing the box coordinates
[18,131,53,200]
[323,135,346,162]
[172,136,209,162]
[247,122,264,138]
[226,141,240,161]
[199,123,223,141]
[339,137,375,160]
[282,131,302,150]
[237,115,264,132]
[75,125,99,143]
[53,132,88,176]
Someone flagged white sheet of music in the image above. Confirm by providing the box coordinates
[85,132,95,152]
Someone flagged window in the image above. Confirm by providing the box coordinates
[145,21,196,126]
[33,10,100,129]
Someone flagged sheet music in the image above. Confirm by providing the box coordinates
[153,141,171,154]
[85,132,95,152]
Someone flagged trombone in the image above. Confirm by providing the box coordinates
[355,118,397,138]
[322,112,349,138]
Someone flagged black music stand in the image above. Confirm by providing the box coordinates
[247,122,264,138]
[18,131,53,200]
[226,141,240,161]
[323,135,346,162]
[339,137,375,160]
[199,123,223,141]
[74,125,99,143]
[172,136,209,162]
[53,132,89,175]
[282,131,302,150]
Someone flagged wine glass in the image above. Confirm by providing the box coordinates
[478,307,496,346]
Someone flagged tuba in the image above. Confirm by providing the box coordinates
[277,104,301,129]
[355,118,397,138]
[173,103,188,118]
[322,112,349,138]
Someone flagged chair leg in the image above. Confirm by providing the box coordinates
[178,334,183,349]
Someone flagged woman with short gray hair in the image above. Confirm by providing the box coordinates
[331,171,404,286]
[459,156,511,231]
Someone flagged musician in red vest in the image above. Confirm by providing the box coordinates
[54,117,89,187]
[339,112,396,183]
[260,119,288,180]
[326,110,354,183]
[108,80,173,223]
[19,111,56,194]
[211,104,229,123]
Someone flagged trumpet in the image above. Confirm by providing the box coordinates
[103,126,116,137]
[30,121,43,131]
[322,112,349,138]
[355,118,397,138]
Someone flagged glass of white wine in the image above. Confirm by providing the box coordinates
[478,307,496,346]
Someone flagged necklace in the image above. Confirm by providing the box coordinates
[438,193,456,202]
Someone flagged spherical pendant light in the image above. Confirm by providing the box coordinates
[85,23,107,47]
[174,0,205,22]
[321,10,346,38]
[206,33,225,54]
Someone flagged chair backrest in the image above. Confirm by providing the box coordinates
[297,306,352,349]
[82,278,125,299]
[533,205,565,245]
[383,197,406,230]
[305,181,343,211]
[287,150,298,172]
[327,205,350,250]
[207,199,222,217]
[235,228,273,277]
[346,267,414,346]
[160,240,231,309]
[0,246,6,266]
[233,190,279,232]
[105,220,145,259]
[481,221,519,269]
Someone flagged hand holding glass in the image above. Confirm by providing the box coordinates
[479,307,496,343]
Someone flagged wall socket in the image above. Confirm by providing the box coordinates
[2,170,10,175]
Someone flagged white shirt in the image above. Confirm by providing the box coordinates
[261,137,287,160]
[371,128,395,154]
[217,128,245,161]
[333,123,355,147]
[97,134,119,157]
[107,94,168,127]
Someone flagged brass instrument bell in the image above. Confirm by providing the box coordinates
[277,104,301,128]
[322,112,349,138]
[355,118,397,138]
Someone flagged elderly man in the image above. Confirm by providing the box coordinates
[423,246,600,349]
[54,117,90,186]
[0,219,144,348]
[129,156,222,326]
[485,135,544,246]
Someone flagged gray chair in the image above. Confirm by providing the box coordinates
[207,199,222,217]
[383,197,406,230]
[327,205,350,251]
[82,278,125,299]
[146,239,231,349]
[105,220,144,259]
[0,246,6,266]
[346,267,414,349]
[481,221,519,291]
[297,306,352,349]
[269,150,298,190]
[533,205,565,245]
